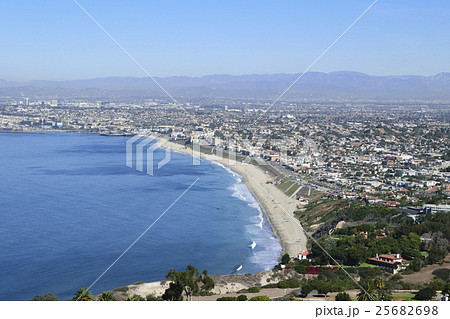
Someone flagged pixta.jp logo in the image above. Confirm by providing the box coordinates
[126,134,172,176]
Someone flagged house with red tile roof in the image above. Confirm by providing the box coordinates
[367,254,405,274]
[297,250,312,261]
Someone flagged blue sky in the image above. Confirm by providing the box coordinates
[1,0,449,81]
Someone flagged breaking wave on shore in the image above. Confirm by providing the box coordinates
[210,161,281,273]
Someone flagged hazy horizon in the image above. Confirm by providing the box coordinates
[1,70,450,83]
[1,0,449,81]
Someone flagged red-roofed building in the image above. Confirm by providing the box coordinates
[367,254,405,274]
[297,250,312,261]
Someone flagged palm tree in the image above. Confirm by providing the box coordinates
[374,277,385,290]
[99,291,115,301]
[72,288,94,301]
[357,282,376,301]
[373,277,392,301]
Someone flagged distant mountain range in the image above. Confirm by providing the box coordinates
[1,71,450,101]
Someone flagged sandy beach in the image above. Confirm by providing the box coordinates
[159,138,307,258]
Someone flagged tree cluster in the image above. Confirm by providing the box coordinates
[162,265,215,301]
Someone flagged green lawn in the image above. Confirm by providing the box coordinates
[359,263,378,268]
[285,184,300,196]
[392,293,415,301]
[277,181,294,192]
[350,294,415,301]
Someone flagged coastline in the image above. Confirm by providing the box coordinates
[3,130,307,258]
[158,139,307,259]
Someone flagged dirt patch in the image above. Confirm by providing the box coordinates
[401,256,450,284]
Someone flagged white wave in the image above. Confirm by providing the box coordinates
[210,161,242,182]
[256,211,264,229]
[211,160,282,272]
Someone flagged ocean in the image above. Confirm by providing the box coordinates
[0,132,281,300]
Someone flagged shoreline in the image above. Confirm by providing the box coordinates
[158,139,307,259]
[2,130,307,258]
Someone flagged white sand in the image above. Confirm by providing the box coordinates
[159,139,307,258]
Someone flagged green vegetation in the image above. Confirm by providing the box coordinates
[301,284,313,296]
[112,286,129,293]
[276,181,294,192]
[299,200,407,231]
[216,295,248,301]
[306,210,449,271]
[298,269,359,296]
[359,263,378,268]
[29,293,58,301]
[146,293,162,301]
[414,287,436,300]
[162,282,184,301]
[163,265,215,300]
[125,295,145,301]
[335,292,351,301]
[247,287,260,293]
[277,278,300,289]
[262,276,302,289]
[216,296,237,301]
[357,277,392,301]
[281,253,290,264]
[285,184,300,197]
[391,293,415,301]
[98,291,115,301]
[442,283,450,296]
[249,295,271,301]
[71,288,94,301]
[432,268,450,282]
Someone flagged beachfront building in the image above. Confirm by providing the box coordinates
[367,254,405,274]
[298,197,310,204]
[297,250,312,261]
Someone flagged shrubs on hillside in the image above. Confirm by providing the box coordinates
[335,292,351,301]
[29,293,58,301]
[247,287,260,293]
[277,278,300,289]
[249,295,271,301]
[216,295,248,301]
[414,287,436,300]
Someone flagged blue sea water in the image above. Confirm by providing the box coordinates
[0,132,281,300]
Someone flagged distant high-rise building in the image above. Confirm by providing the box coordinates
[24,98,29,106]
